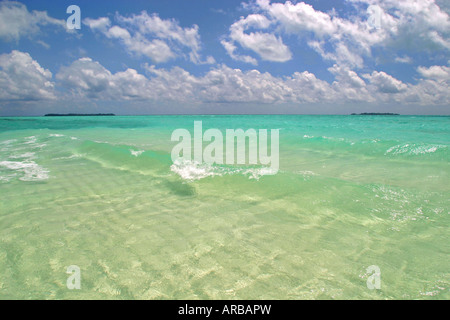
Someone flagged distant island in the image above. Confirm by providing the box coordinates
[351,113,400,115]
[44,113,116,117]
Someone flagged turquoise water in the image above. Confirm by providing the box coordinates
[0,115,448,299]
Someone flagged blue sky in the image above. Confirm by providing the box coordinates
[0,0,449,115]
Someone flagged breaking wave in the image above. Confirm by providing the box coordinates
[170,159,278,181]
[385,143,447,156]
[0,160,49,182]
[0,136,50,182]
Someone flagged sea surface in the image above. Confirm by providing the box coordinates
[0,115,448,299]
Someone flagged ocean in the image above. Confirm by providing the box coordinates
[0,115,448,299]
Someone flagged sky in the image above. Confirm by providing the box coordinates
[0,0,449,116]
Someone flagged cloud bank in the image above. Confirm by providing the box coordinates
[0,1,448,114]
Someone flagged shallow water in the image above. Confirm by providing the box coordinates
[0,115,448,299]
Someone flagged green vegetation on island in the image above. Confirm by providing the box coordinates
[44,113,116,117]
[351,113,400,115]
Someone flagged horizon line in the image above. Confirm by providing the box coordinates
[2,113,450,117]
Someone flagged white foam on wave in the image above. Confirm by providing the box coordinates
[49,134,65,137]
[170,159,277,181]
[303,135,348,142]
[130,150,145,157]
[0,174,16,182]
[9,152,36,159]
[170,160,222,181]
[385,143,446,155]
[0,135,50,182]
[296,170,316,176]
[52,154,81,160]
[18,136,46,149]
[244,167,278,180]
[0,160,49,181]
[0,139,17,145]
[24,136,37,144]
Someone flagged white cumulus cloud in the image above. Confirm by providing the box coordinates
[0,1,67,42]
[0,50,55,101]
[363,71,408,93]
[225,0,450,69]
[56,57,153,100]
[84,12,214,65]
[222,14,292,64]
[417,65,450,80]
